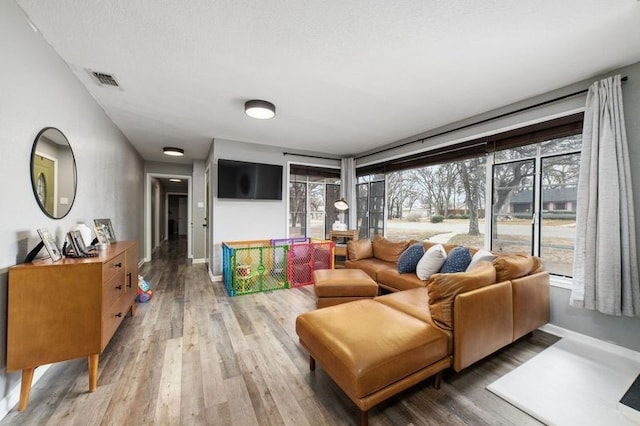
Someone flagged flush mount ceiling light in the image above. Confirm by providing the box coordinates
[163,147,184,156]
[245,99,276,119]
[169,178,182,183]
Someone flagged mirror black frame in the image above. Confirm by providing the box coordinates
[30,127,77,219]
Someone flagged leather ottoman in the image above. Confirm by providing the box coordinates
[313,268,378,308]
[296,299,451,425]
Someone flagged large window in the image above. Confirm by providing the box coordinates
[356,174,385,239]
[356,115,582,277]
[289,165,340,239]
[492,134,581,276]
[382,158,487,245]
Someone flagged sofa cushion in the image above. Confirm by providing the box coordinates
[372,236,410,263]
[375,288,434,326]
[416,244,447,280]
[466,248,498,271]
[493,252,534,282]
[345,258,395,281]
[377,269,427,292]
[427,260,497,330]
[439,246,472,273]
[531,256,543,274]
[397,242,425,273]
[347,239,373,261]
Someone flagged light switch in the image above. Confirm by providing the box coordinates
[197,202,204,208]
[60,197,68,205]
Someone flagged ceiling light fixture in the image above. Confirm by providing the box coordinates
[163,147,184,156]
[245,99,276,119]
[169,178,182,183]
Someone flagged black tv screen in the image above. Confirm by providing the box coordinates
[217,159,283,200]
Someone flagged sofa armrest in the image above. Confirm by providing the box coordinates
[511,271,550,340]
[452,281,513,372]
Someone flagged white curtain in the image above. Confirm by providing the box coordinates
[571,75,640,317]
[340,157,357,228]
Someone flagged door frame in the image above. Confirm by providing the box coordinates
[144,173,192,262]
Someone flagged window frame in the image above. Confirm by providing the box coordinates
[288,163,341,240]
[356,114,584,278]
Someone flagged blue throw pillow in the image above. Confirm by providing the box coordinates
[440,246,472,273]
[397,243,425,273]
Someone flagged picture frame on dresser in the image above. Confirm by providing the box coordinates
[36,228,62,262]
[94,218,116,243]
[94,224,110,245]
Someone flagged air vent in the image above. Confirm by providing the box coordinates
[88,70,120,87]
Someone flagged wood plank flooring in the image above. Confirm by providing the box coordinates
[1,237,558,425]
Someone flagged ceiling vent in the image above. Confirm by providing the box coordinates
[87,69,120,88]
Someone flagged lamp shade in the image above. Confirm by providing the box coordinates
[163,147,184,156]
[245,100,276,119]
[334,198,349,211]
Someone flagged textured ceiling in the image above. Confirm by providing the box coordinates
[16,0,640,164]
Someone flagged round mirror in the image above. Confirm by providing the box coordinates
[30,127,77,219]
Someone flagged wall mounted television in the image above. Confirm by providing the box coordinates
[217,159,283,200]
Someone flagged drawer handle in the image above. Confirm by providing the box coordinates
[127,272,132,288]
[115,285,122,290]
[115,262,122,268]
[115,312,122,318]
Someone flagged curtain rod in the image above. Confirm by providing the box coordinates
[283,152,340,161]
[356,75,628,160]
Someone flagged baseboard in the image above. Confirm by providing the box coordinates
[209,271,222,282]
[540,323,640,361]
[192,258,206,264]
[0,365,50,420]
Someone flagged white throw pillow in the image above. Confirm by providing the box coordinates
[416,244,447,280]
[466,248,498,271]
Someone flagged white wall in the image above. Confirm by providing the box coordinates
[0,0,144,413]
[210,139,288,275]
[192,160,206,261]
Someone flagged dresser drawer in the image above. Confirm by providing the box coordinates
[103,271,125,310]
[101,291,134,350]
[103,253,126,282]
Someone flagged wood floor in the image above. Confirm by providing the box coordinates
[1,238,558,425]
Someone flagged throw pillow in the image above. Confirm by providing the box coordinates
[466,248,498,271]
[439,246,472,273]
[397,242,425,273]
[416,244,447,280]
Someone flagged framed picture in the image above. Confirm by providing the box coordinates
[65,231,81,256]
[71,230,89,253]
[94,218,116,243]
[94,224,110,244]
[37,228,62,262]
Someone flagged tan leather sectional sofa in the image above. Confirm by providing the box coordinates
[296,236,549,425]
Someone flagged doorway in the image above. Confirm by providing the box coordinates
[145,173,192,262]
[167,194,188,239]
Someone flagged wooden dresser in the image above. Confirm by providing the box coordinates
[7,241,139,411]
